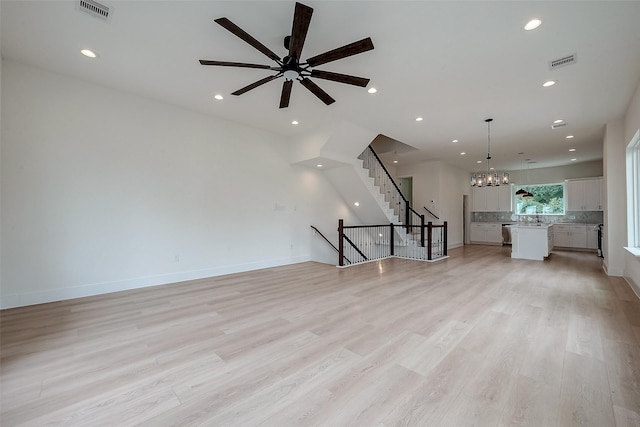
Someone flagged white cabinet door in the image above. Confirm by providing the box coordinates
[586,225,598,249]
[470,223,502,243]
[566,178,603,211]
[497,186,512,212]
[470,223,484,242]
[570,226,587,248]
[553,225,571,247]
[583,179,602,211]
[472,188,486,212]
[472,186,512,212]
[484,188,499,211]
[486,224,503,243]
[566,180,585,211]
[553,225,587,248]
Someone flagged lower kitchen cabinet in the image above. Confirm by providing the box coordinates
[470,223,502,244]
[552,224,592,249]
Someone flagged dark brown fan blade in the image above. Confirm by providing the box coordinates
[300,78,335,105]
[306,37,374,67]
[231,75,280,96]
[279,80,294,108]
[309,70,370,87]
[214,17,281,62]
[199,60,272,69]
[289,2,313,60]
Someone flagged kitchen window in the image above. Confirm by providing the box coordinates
[626,129,640,255]
[515,183,564,215]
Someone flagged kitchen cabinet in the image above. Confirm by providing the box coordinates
[586,224,598,249]
[566,178,603,211]
[470,223,502,244]
[472,186,512,212]
[553,224,588,248]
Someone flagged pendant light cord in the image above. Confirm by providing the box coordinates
[486,118,493,174]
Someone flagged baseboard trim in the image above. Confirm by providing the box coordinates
[624,275,640,301]
[0,256,311,309]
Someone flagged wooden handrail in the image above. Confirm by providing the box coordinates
[310,225,351,264]
[423,206,440,220]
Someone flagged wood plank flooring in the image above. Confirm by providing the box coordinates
[2,245,640,426]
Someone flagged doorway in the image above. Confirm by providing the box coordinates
[399,177,413,225]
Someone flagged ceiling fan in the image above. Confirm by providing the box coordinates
[199,2,374,108]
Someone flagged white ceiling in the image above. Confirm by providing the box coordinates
[2,1,640,172]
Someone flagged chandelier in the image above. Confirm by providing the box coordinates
[471,118,509,187]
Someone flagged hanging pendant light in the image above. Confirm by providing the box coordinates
[471,118,508,187]
[515,152,528,195]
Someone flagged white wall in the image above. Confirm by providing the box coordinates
[603,76,640,294]
[0,60,354,308]
[603,120,625,276]
[507,160,603,185]
[396,160,468,248]
[622,79,640,293]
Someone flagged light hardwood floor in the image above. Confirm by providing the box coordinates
[2,245,640,426]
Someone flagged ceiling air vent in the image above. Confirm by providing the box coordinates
[551,122,567,129]
[549,53,577,70]
[76,0,112,22]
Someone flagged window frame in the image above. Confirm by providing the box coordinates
[514,182,565,216]
[626,129,640,255]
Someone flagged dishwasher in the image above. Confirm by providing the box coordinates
[502,224,513,245]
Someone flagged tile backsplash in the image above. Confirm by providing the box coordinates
[472,211,603,224]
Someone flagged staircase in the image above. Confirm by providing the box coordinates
[333,146,446,265]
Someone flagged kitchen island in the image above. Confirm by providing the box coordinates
[509,224,553,261]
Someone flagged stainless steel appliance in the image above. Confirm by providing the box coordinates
[502,224,512,245]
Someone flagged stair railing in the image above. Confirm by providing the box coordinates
[423,206,440,220]
[310,225,352,265]
[338,219,447,266]
[359,146,424,229]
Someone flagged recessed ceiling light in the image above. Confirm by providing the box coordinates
[452,139,459,143]
[214,94,224,100]
[566,135,574,139]
[415,117,423,122]
[477,160,482,164]
[316,164,323,168]
[367,87,377,94]
[80,49,97,58]
[524,19,542,31]
[569,148,576,152]
[543,80,556,87]
[291,120,299,125]
[393,160,398,164]
[460,152,466,155]
[571,158,577,161]
[490,167,495,170]
[553,119,563,124]
[354,202,360,207]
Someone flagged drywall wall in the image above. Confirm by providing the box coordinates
[396,160,468,248]
[622,78,640,291]
[504,160,603,185]
[603,120,626,276]
[0,60,353,308]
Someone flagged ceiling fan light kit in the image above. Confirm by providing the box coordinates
[199,2,374,108]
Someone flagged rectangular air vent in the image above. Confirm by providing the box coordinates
[549,53,577,70]
[551,122,567,129]
[77,0,112,22]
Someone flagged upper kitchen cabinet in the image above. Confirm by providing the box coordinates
[566,178,603,211]
[472,185,512,212]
